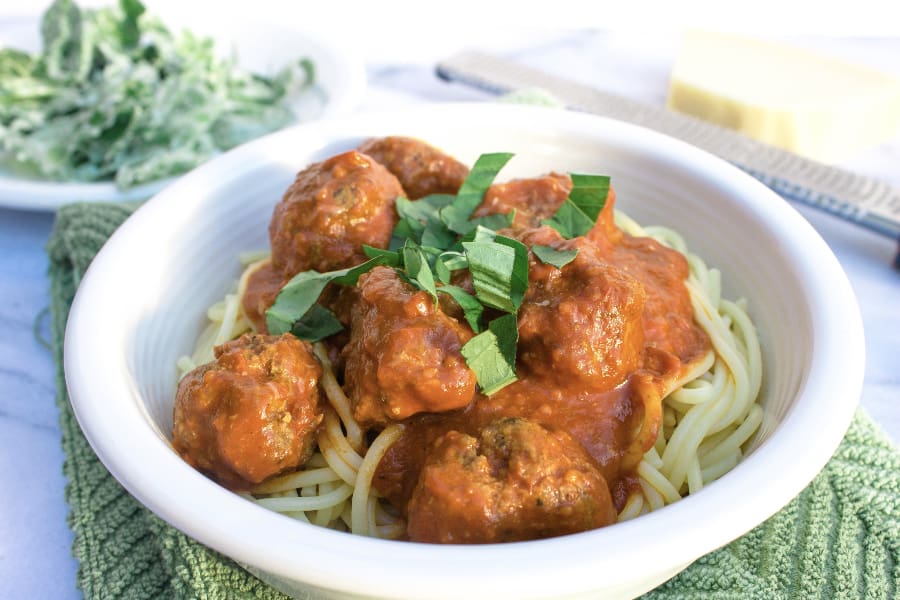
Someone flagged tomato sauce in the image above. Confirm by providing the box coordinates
[235,137,712,542]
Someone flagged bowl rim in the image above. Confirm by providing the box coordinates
[64,102,865,599]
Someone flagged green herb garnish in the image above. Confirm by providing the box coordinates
[267,152,610,395]
[288,304,343,341]
[532,245,579,268]
[0,0,315,189]
[266,257,387,341]
[439,152,514,233]
[436,285,484,333]
[401,243,439,303]
[390,195,456,250]
[459,313,519,396]
[542,174,611,238]
[462,233,529,314]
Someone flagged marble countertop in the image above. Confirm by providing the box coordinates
[1,22,898,599]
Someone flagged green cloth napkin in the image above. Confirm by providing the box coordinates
[48,201,900,599]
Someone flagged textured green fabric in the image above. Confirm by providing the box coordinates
[48,202,289,600]
[48,201,900,599]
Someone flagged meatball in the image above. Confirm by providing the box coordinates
[516,227,646,391]
[406,418,617,543]
[172,334,324,490]
[342,266,477,426]
[270,150,404,277]
[582,184,708,369]
[473,173,572,229]
[611,235,706,367]
[357,136,469,200]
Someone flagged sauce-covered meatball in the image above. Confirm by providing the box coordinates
[585,189,708,369]
[270,150,404,277]
[406,418,617,543]
[603,235,708,370]
[343,266,477,426]
[473,173,572,229]
[357,136,469,200]
[173,334,324,490]
[474,173,623,240]
[516,227,646,391]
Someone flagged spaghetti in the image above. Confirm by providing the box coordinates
[176,208,763,536]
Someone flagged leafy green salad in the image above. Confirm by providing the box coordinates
[0,0,315,189]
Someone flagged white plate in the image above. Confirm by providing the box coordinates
[0,10,366,212]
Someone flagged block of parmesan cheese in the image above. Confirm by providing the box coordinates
[667,30,900,164]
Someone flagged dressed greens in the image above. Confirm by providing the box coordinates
[0,0,315,189]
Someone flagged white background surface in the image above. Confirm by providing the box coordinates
[1,2,899,598]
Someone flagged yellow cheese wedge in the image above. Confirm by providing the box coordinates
[667,30,900,164]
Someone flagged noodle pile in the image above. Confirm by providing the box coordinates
[176,211,763,536]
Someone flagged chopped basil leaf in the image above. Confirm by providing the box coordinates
[420,222,456,250]
[460,313,519,395]
[266,256,386,336]
[437,285,484,333]
[362,245,402,266]
[542,199,595,239]
[494,235,529,311]
[462,235,529,313]
[569,174,610,220]
[402,244,438,303]
[532,245,578,268]
[399,193,456,219]
[290,304,343,342]
[434,251,467,284]
[542,174,611,238]
[416,244,444,261]
[438,251,469,271]
[390,218,419,250]
[434,256,451,284]
[417,193,458,210]
[392,195,456,249]
[440,152,514,233]
[453,210,516,235]
[461,224,500,245]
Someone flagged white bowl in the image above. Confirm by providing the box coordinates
[64,103,865,599]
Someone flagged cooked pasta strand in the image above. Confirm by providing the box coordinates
[313,343,365,453]
[252,466,341,494]
[255,484,353,512]
[188,218,762,532]
[621,222,762,519]
[351,425,404,537]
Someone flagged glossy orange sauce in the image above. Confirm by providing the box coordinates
[235,138,713,541]
[374,189,710,521]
